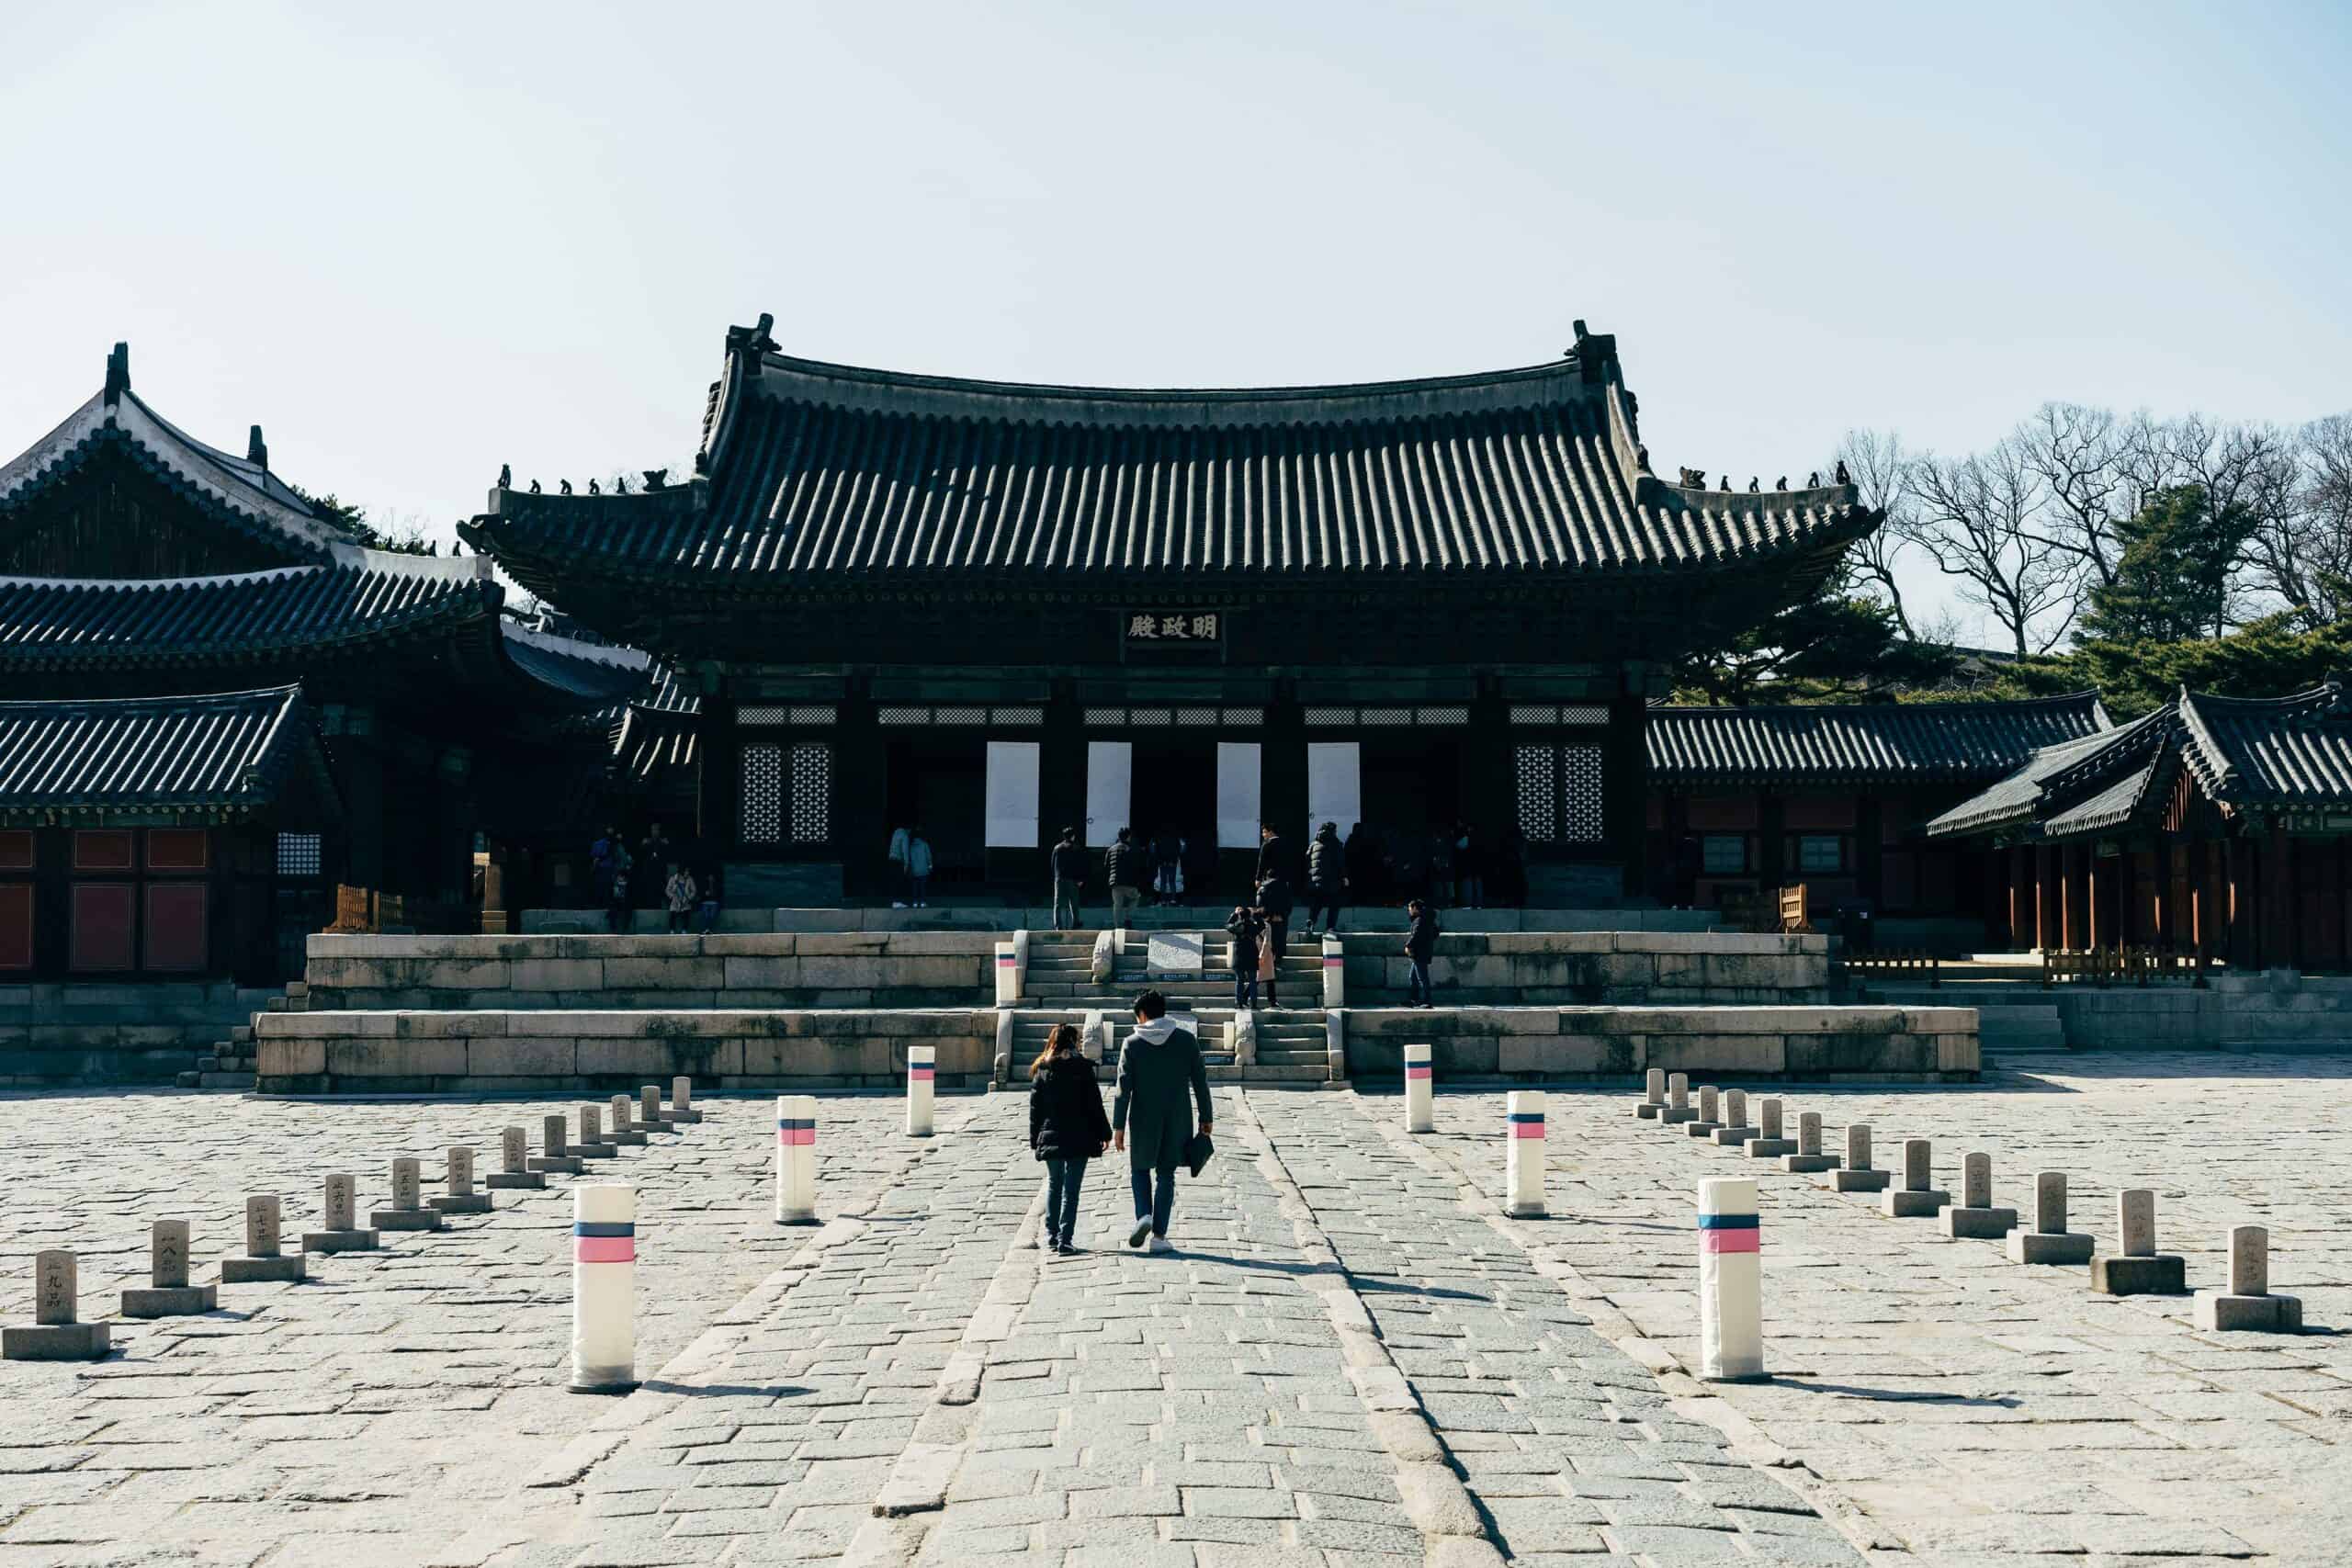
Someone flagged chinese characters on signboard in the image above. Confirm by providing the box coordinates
[1125,612,1221,643]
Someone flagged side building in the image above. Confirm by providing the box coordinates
[0,346,649,1080]
[464,316,1877,909]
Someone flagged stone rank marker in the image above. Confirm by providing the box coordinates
[1832,1124,1891,1192]
[574,1104,619,1160]
[638,1084,679,1134]
[121,1220,217,1317]
[1686,1085,1724,1139]
[2090,1189,2187,1296]
[1746,1097,1795,1159]
[488,1125,548,1190]
[605,1095,650,1147]
[303,1173,379,1253]
[1939,1151,2019,1239]
[1711,1089,1758,1146]
[1781,1111,1840,1174]
[2006,1170,2095,1264]
[371,1157,446,1232]
[1883,1139,1951,1218]
[220,1195,307,1283]
[2194,1224,2302,1331]
[1659,1072,1696,1126]
[665,1075,703,1124]
[431,1146,493,1214]
[528,1114,584,1176]
[4,1252,109,1361]
[1635,1067,1666,1120]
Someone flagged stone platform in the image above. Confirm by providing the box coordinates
[1347,1002,1978,1079]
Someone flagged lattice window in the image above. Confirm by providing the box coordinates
[1221,708,1263,726]
[789,745,831,843]
[1361,707,1413,726]
[1127,707,1171,726]
[933,706,987,725]
[275,832,322,877]
[1560,705,1609,726]
[1702,834,1748,874]
[1798,834,1845,874]
[1562,744,1605,842]
[878,707,931,726]
[1085,707,1125,727]
[1510,705,1559,726]
[741,745,784,842]
[1305,707,1354,727]
[789,706,837,726]
[1416,706,1469,726]
[990,707,1044,726]
[1176,707,1219,727]
[737,705,789,727]
[1515,747,1558,842]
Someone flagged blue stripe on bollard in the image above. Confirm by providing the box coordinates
[574,1222,637,1237]
[1506,1111,1545,1123]
[1697,1213,1759,1230]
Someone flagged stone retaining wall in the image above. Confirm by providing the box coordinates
[1346,931,1830,1007]
[1,981,279,1085]
[301,932,996,1011]
[254,1008,1000,1094]
[1345,1003,1976,1081]
[2051,973,2352,1050]
[759,907,1726,934]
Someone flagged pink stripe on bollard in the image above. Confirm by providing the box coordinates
[1405,1066,1432,1079]
[1701,1228,1760,1255]
[780,1127,815,1145]
[1510,1122,1544,1139]
[909,1067,934,1081]
[575,1235,636,1263]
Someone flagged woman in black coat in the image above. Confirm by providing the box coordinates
[1029,1022,1113,1255]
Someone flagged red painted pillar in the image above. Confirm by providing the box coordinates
[2033,845,2057,953]
[2267,823,2296,969]
[2086,848,2104,952]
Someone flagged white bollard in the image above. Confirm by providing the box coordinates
[1698,1178,1765,1382]
[1504,1090,1546,1218]
[994,942,1020,1005]
[775,1094,818,1225]
[1321,938,1346,1008]
[569,1184,638,1394]
[1404,1043,1434,1134]
[906,1044,935,1136]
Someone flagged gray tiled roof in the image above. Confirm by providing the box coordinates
[0,369,355,563]
[2039,756,2169,838]
[1650,693,2110,787]
[0,684,331,820]
[468,336,1873,585]
[1922,709,2165,839]
[2178,684,2352,809]
[0,549,497,665]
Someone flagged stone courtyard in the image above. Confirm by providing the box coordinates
[3,1055,2346,1566]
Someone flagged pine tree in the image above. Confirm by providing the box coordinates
[2079,485,2256,644]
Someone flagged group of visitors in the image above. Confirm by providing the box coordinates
[1026,987,1212,1256]
[1333,821,1526,909]
[590,823,721,934]
[886,824,934,907]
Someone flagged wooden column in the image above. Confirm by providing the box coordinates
[2032,845,2055,952]
[831,679,884,903]
[2190,834,2211,976]
[1604,693,1648,898]
[2059,844,2083,951]
[1261,682,1307,870]
[2086,848,2104,952]
[1984,847,2009,946]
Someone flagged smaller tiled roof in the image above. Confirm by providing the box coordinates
[2177,684,2352,810]
[0,348,355,562]
[0,547,498,666]
[1922,709,2165,839]
[498,620,653,705]
[0,684,335,822]
[2039,754,2170,839]
[1648,692,2110,787]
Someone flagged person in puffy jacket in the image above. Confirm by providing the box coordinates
[1103,828,1145,932]
[1226,904,1265,1010]
[1050,827,1088,931]
[1306,821,1346,936]
[1028,1022,1112,1255]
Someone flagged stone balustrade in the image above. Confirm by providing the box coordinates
[1345,1003,1976,1081]
[254,1007,998,1093]
[1342,931,1830,1007]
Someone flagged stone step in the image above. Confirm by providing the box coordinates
[198,1072,256,1091]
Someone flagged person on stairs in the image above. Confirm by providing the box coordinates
[1227,902,1265,1010]
[1306,820,1347,936]
[1103,827,1144,934]
[1050,826,1087,931]
[1112,989,1212,1253]
[1028,1022,1112,1256]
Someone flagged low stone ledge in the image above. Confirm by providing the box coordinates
[1343,1004,1977,1082]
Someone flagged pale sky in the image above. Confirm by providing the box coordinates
[5,2,2347,643]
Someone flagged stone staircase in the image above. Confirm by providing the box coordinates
[1012,930,1333,1083]
[1869,983,2067,1059]
[178,983,308,1091]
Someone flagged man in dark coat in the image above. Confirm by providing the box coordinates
[1305,821,1346,936]
[1050,827,1087,931]
[1255,871,1295,975]
[1111,989,1213,1252]
[1103,828,1144,933]
[1255,823,1295,891]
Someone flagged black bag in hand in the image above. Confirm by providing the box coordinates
[1183,1131,1215,1178]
